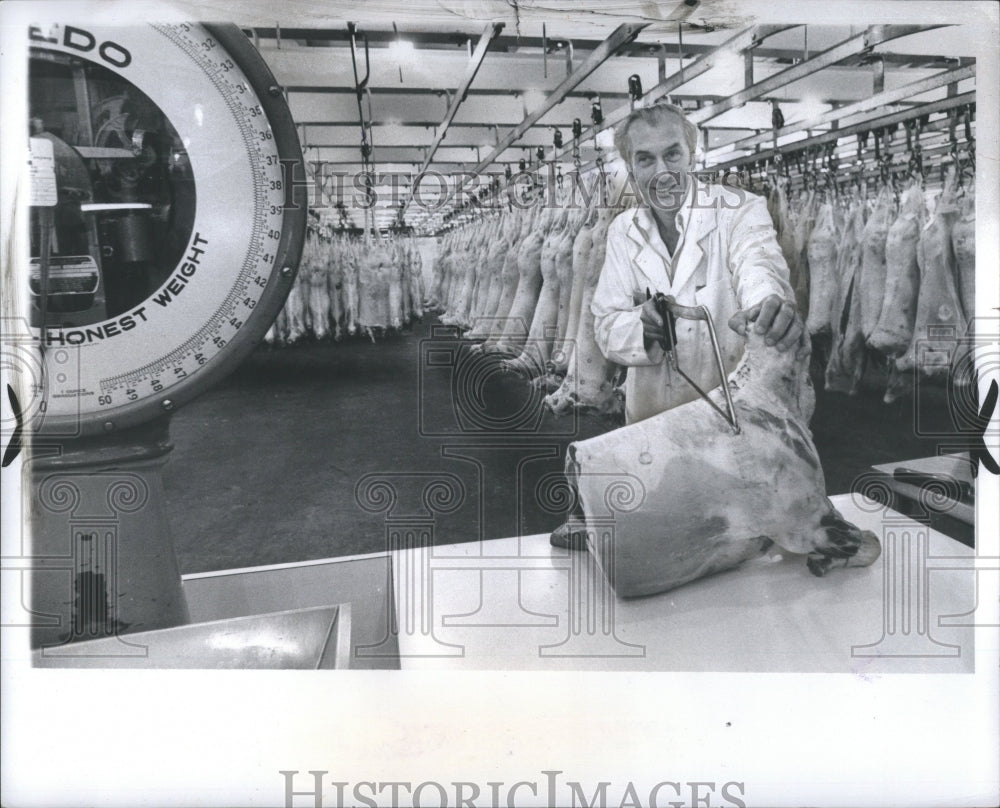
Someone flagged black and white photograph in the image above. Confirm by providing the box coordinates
[1,0,997,806]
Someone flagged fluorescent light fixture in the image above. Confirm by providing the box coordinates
[795,94,831,123]
[389,40,415,58]
[522,89,546,112]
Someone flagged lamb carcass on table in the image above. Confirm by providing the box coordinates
[562,325,881,598]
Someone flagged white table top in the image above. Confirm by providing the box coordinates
[391,494,977,672]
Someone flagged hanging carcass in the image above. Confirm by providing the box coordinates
[790,189,815,320]
[547,204,598,384]
[867,181,925,357]
[544,203,623,417]
[803,201,840,338]
[951,181,975,324]
[549,208,589,374]
[408,242,425,322]
[488,205,550,355]
[356,236,393,338]
[478,208,538,351]
[858,185,895,340]
[768,181,801,304]
[895,173,966,384]
[465,213,514,339]
[501,207,573,376]
[825,199,868,395]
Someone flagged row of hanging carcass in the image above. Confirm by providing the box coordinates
[426,169,976,415]
[264,231,426,344]
[426,197,628,416]
[776,170,975,403]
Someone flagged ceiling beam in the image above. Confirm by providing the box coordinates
[286,85,631,100]
[250,27,973,71]
[536,25,793,171]
[414,22,504,177]
[706,61,976,160]
[469,23,649,176]
[706,90,973,172]
[689,25,946,125]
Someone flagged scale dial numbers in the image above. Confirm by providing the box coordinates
[26,22,305,435]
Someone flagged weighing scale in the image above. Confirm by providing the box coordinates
[18,22,367,664]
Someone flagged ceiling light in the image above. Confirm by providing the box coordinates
[389,40,414,58]
[522,89,546,112]
[795,94,831,123]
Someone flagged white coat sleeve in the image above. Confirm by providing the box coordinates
[727,195,796,310]
[590,219,665,367]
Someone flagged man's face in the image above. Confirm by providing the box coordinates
[627,116,695,215]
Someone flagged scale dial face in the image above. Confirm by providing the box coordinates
[25,22,305,436]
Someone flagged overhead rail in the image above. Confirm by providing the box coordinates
[707,91,974,173]
[533,25,795,172]
[251,27,973,71]
[285,85,635,100]
[688,25,948,125]
[542,24,950,177]
[400,21,653,221]
[467,23,650,177]
[705,61,976,160]
[400,21,505,216]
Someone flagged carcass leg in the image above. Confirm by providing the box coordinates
[806,511,882,577]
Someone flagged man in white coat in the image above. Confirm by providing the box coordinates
[551,101,804,548]
[593,101,803,425]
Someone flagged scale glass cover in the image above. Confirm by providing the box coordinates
[24,21,305,436]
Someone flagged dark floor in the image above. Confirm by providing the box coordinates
[163,316,963,574]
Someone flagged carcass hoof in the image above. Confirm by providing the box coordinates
[532,373,563,393]
[544,390,577,416]
[806,552,833,577]
[806,529,881,577]
[550,517,589,550]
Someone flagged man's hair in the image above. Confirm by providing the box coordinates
[613,101,699,165]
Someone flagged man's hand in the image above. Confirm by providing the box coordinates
[728,295,807,357]
[640,298,667,351]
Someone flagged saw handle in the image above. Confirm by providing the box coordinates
[658,294,710,322]
[646,290,678,352]
[644,290,740,434]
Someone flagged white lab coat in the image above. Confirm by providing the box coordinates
[592,180,794,424]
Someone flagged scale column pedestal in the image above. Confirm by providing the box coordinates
[29,417,189,651]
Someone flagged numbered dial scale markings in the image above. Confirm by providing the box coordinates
[27,22,305,435]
